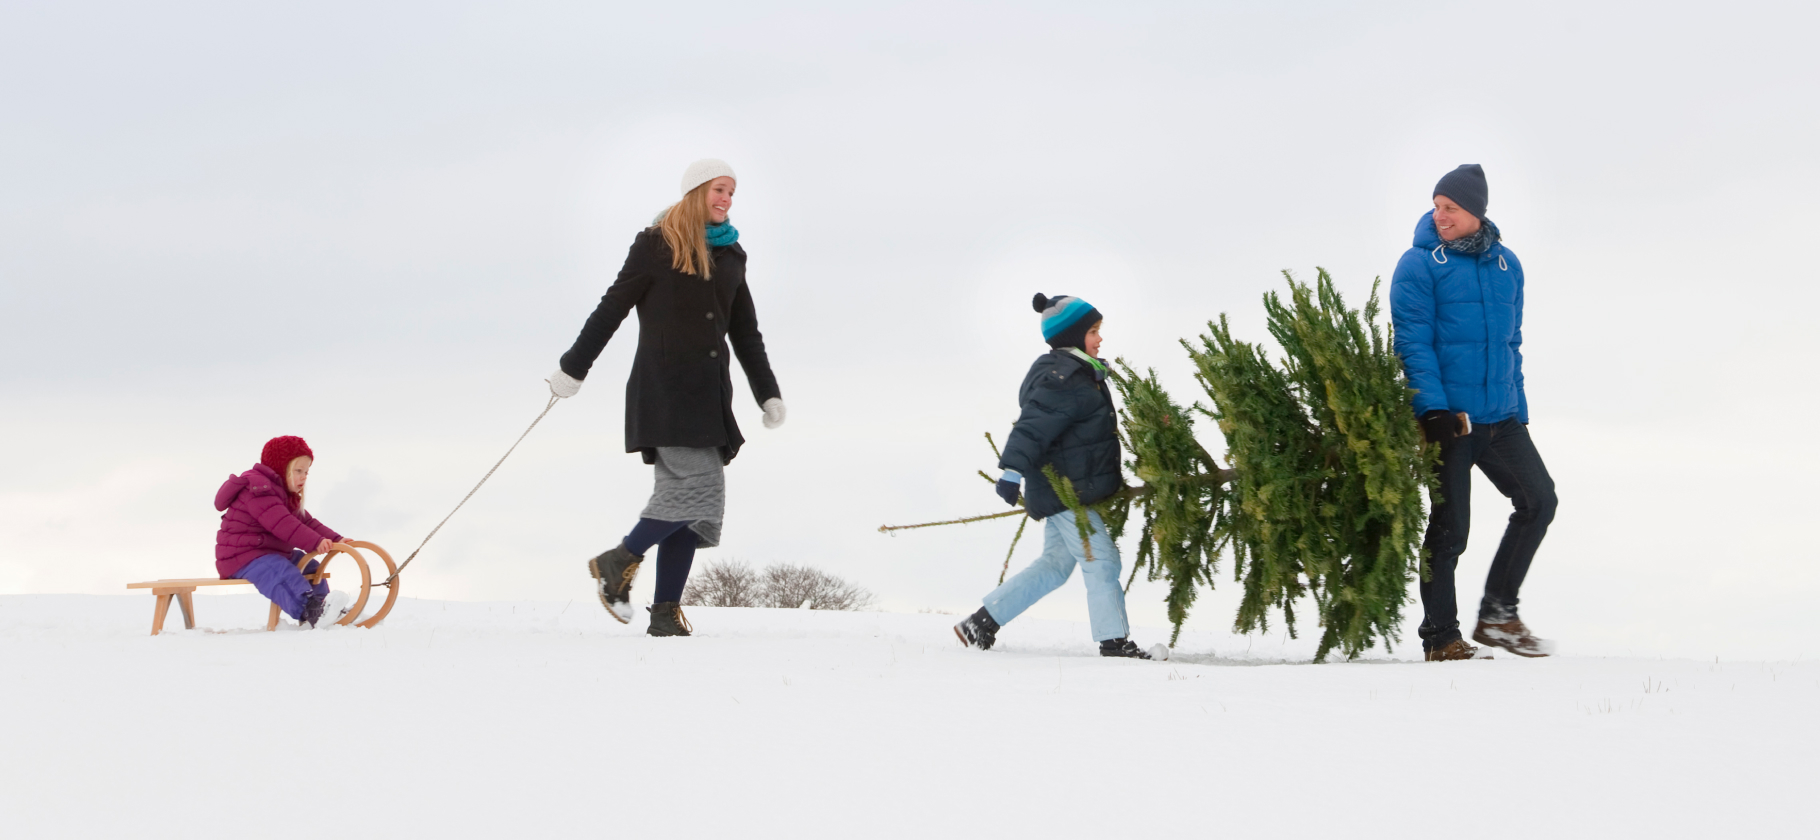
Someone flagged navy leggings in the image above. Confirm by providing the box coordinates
[623,518,698,603]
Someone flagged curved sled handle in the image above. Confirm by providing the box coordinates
[294,543,372,627]
[343,541,401,628]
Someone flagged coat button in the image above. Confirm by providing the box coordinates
[709,350,718,358]
[706,312,714,319]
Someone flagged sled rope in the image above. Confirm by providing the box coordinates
[381,394,560,586]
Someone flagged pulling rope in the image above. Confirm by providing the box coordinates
[379,394,560,587]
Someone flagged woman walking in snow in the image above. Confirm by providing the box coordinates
[547,159,784,637]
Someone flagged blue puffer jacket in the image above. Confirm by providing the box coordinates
[1389,211,1528,424]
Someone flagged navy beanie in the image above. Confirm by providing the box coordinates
[1433,164,1489,219]
[1033,293,1102,350]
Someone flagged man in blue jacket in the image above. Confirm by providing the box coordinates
[1390,164,1558,662]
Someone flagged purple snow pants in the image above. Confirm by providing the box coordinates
[238,551,328,620]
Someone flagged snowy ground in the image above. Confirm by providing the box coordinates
[0,594,1812,839]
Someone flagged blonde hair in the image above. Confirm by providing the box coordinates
[655,181,716,278]
[285,455,309,512]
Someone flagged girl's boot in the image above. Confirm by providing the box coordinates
[300,591,351,628]
[587,543,642,623]
[647,602,692,637]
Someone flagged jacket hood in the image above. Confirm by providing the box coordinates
[215,464,285,512]
[1412,210,1503,251]
[1412,210,1442,249]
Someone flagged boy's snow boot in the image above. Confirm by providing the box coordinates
[587,543,642,624]
[1424,639,1487,661]
[647,601,692,637]
[1099,637,1153,659]
[1473,617,1554,658]
[953,607,1000,650]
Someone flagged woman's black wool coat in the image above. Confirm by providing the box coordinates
[997,349,1122,520]
[560,228,782,464]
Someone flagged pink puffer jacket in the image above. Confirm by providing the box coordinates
[213,464,342,578]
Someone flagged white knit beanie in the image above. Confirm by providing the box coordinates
[680,159,737,196]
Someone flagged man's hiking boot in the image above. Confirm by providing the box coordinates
[1099,637,1153,659]
[1424,639,1487,661]
[1473,617,1555,658]
[953,607,1000,650]
[647,601,692,637]
[587,543,642,624]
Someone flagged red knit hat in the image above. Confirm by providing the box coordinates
[260,436,315,478]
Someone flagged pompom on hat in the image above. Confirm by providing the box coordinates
[680,159,737,197]
[260,435,314,478]
[1032,293,1103,350]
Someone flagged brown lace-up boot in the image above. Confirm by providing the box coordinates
[647,601,692,637]
[1424,639,1486,661]
[587,543,642,624]
[1474,618,1555,657]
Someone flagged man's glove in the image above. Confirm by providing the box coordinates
[995,477,1021,507]
[548,370,582,399]
[1420,409,1461,444]
[762,397,786,429]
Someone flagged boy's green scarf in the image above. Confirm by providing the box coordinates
[1066,347,1107,380]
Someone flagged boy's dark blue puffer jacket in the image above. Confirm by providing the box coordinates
[998,349,1123,520]
[1389,210,1528,423]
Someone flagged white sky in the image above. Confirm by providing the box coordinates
[3,1,1815,659]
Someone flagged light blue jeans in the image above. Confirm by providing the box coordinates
[982,509,1130,642]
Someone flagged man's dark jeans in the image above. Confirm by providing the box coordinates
[1419,417,1557,651]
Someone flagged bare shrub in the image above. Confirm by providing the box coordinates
[681,560,760,607]
[682,560,877,611]
[757,563,877,611]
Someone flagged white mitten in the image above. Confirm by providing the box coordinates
[761,397,786,429]
[547,369,582,399]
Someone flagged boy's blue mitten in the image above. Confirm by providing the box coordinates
[995,472,1022,507]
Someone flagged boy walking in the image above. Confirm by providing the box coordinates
[953,293,1156,659]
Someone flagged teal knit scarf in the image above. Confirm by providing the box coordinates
[706,220,739,248]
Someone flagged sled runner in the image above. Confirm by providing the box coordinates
[126,540,400,635]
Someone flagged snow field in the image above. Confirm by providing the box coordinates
[0,594,1812,838]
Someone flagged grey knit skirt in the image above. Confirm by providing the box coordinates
[640,446,725,548]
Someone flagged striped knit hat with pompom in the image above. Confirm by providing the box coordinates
[1032,293,1102,350]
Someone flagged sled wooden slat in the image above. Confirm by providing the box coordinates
[127,578,261,588]
[127,540,397,636]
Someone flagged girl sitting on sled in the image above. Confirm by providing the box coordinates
[213,435,351,628]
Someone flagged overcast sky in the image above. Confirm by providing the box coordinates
[3,1,1815,659]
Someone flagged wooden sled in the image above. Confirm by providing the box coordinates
[126,541,400,635]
